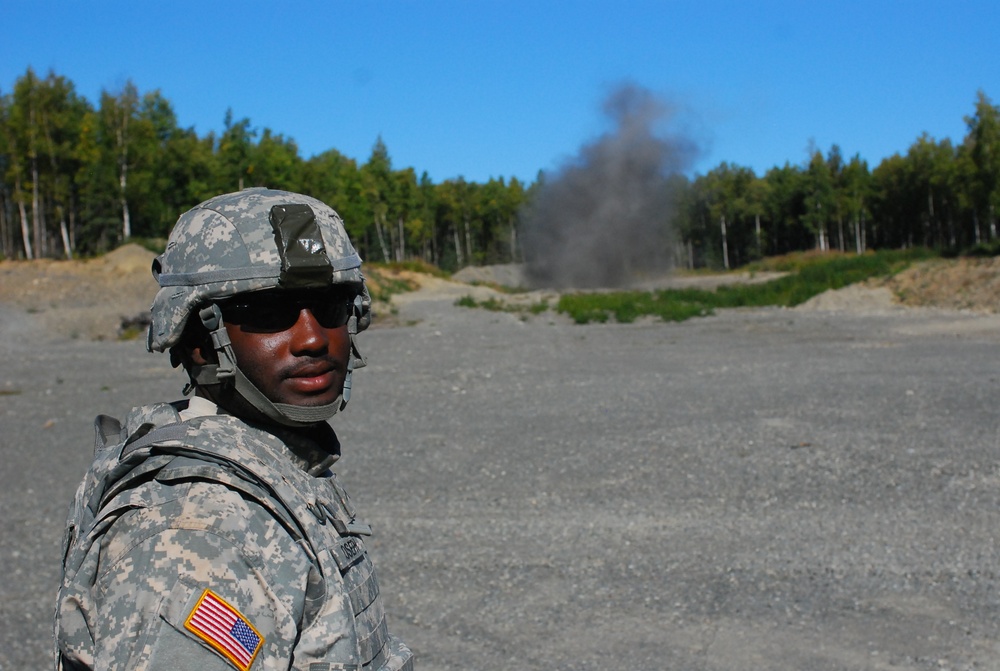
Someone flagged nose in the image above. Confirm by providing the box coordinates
[289,308,329,354]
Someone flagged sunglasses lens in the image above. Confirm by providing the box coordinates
[221,292,353,331]
[311,301,352,328]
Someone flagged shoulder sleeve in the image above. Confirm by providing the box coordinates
[91,481,315,671]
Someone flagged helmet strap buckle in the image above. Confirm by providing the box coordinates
[199,304,237,381]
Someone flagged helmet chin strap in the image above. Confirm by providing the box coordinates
[189,304,358,428]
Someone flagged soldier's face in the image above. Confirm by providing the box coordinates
[220,289,354,408]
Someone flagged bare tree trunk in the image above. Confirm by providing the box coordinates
[464,217,473,264]
[453,228,464,267]
[120,164,131,241]
[755,213,762,256]
[720,216,729,270]
[59,208,72,260]
[386,216,396,262]
[117,98,131,241]
[373,214,390,263]
[15,171,33,259]
[17,196,32,259]
[31,158,42,256]
[509,218,517,263]
[396,216,405,262]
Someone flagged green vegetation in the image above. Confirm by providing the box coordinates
[1,65,998,281]
[555,248,934,324]
[455,294,550,317]
[364,267,420,304]
[372,259,451,279]
[117,325,146,341]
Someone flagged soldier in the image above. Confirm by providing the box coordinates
[54,188,413,670]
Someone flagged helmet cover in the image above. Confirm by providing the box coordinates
[148,187,368,353]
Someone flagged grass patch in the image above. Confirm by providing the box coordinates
[558,291,711,324]
[118,326,145,341]
[365,260,450,303]
[557,248,936,325]
[364,266,420,303]
[455,294,550,317]
[465,280,532,294]
[369,259,450,279]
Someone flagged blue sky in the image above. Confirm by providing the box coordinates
[2,1,997,185]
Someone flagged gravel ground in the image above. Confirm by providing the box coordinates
[4,279,1000,670]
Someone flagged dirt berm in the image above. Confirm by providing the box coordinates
[1,245,999,339]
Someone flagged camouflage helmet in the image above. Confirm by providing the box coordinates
[147,188,371,427]
[148,187,369,352]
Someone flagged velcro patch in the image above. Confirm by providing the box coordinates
[184,589,264,670]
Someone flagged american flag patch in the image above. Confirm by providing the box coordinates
[184,589,264,670]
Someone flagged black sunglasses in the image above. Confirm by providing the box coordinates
[219,290,356,332]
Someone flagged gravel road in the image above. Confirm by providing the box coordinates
[3,292,1000,670]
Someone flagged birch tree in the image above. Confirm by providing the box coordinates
[99,82,139,241]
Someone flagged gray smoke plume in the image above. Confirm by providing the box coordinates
[522,83,698,289]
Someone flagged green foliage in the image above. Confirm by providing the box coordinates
[362,266,419,303]
[370,259,451,279]
[959,239,1000,257]
[0,65,997,280]
[558,291,711,324]
[454,294,550,317]
[556,249,936,324]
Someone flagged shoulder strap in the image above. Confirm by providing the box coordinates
[108,417,358,552]
[93,414,124,454]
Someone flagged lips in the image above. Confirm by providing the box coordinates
[285,362,337,394]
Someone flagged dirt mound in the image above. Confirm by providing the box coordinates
[884,257,1000,312]
[3,250,1000,340]
[99,243,158,274]
[796,284,902,313]
[0,244,158,341]
[796,258,1000,315]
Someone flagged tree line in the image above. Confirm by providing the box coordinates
[0,68,530,269]
[2,67,998,272]
[675,92,1000,269]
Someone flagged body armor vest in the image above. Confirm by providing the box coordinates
[55,403,413,671]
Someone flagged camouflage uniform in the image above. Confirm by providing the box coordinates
[54,189,413,670]
[55,397,413,671]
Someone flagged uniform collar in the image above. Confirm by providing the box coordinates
[180,395,340,476]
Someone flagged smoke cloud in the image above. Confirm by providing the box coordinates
[522,83,698,289]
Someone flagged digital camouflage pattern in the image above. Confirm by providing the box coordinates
[55,400,413,671]
[147,187,369,353]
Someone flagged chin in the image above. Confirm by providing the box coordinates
[285,388,344,407]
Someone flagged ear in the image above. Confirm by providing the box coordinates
[189,344,211,366]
